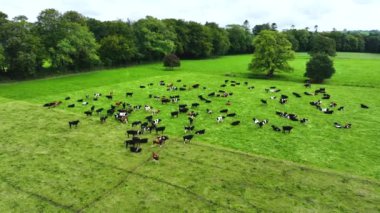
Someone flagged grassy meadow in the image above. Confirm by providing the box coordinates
[0,52,379,212]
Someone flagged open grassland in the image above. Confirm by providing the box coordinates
[0,53,379,212]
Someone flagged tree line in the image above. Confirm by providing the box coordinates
[0,9,379,79]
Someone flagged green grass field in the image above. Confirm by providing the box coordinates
[0,53,379,212]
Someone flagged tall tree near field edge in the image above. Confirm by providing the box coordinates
[305,53,335,83]
[249,30,295,77]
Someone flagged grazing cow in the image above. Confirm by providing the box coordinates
[153,135,169,146]
[132,121,142,127]
[180,87,186,91]
[107,109,115,115]
[77,99,83,102]
[280,98,288,105]
[100,116,107,123]
[304,92,314,96]
[65,97,71,100]
[300,118,308,124]
[144,105,152,111]
[304,83,311,88]
[179,107,189,113]
[183,135,194,143]
[338,106,344,111]
[140,85,146,89]
[96,108,104,114]
[216,116,224,123]
[208,92,215,97]
[161,98,170,104]
[282,126,293,133]
[105,95,113,100]
[324,109,334,114]
[330,102,337,108]
[220,84,226,87]
[227,113,236,117]
[145,115,153,122]
[171,111,179,117]
[292,92,301,98]
[220,109,228,113]
[159,80,165,86]
[130,146,142,153]
[261,99,267,105]
[155,126,166,135]
[360,104,369,109]
[344,123,352,129]
[322,94,331,100]
[270,96,277,100]
[248,86,255,90]
[153,119,161,125]
[177,79,182,82]
[126,92,133,97]
[205,99,212,103]
[271,125,281,132]
[68,104,75,108]
[43,101,62,108]
[68,120,80,128]
[152,152,159,161]
[253,118,268,128]
[90,105,95,112]
[192,84,200,89]
[206,109,212,114]
[82,101,89,106]
[84,111,92,116]
[126,130,140,138]
[225,80,229,83]
[188,117,194,125]
[184,126,195,133]
[195,129,205,135]
[231,121,240,126]
[191,103,200,108]
[133,105,142,110]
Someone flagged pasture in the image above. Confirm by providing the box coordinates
[0,53,379,212]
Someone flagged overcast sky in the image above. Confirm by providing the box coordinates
[1,0,379,31]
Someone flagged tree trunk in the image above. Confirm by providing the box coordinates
[267,69,274,78]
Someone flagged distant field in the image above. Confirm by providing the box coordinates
[0,53,379,212]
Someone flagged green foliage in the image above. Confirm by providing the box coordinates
[309,34,336,56]
[305,53,335,83]
[163,53,180,70]
[226,24,253,54]
[51,23,100,71]
[185,21,213,58]
[0,45,5,72]
[99,35,136,66]
[249,30,295,77]
[134,16,176,60]
[205,22,230,56]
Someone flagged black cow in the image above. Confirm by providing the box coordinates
[179,107,189,113]
[100,116,107,123]
[195,129,205,135]
[208,92,215,97]
[107,109,115,115]
[282,126,293,133]
[171,111,179,117]
[205,99,212,103]
[155,126,166,135]
[192,84,200,89]
[96,108,104,114]
[126,130,140,138]
[90,105,95,111]
[220,109,228,113]
[261,99,267,104]
[304,92,313,96]
[292,92,301,98]
[188,117,194,125]
[227,113,236,117]
[184,126,195,133]
[132,121,142,127]
[65,97,71,100]
[183,135,194,143]
[145,115,153,121]
[300,118,308,124]
[180,87,186,91]
[68,104,75,108]
[84,111,92,116]
[220,84,226,87]
[324,110,334,114]
[140,85,146,88]
[271,125,281,132]
[338,106,344,111]
[161,98,170,104]
[231,121,240,126]
[192,103,200,108]
[126,92,133,97]
[69,120,80,128]
[105,95,113,100]
[360,104,369,109]
[77,99,83,102]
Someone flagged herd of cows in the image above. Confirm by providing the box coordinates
[43,78,370,155]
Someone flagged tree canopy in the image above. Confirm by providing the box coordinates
[305,53,335,83]
[249,30,295,77]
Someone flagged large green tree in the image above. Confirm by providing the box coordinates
[134,16,176,60]
[99,35,136,66]
[184,21,213,58]
[249,30,295,77]
[305,53,335,83]
[205,22,230,56]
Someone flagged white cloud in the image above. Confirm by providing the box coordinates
[0,0,379,31]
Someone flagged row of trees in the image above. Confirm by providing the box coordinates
[0,9,379,79]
